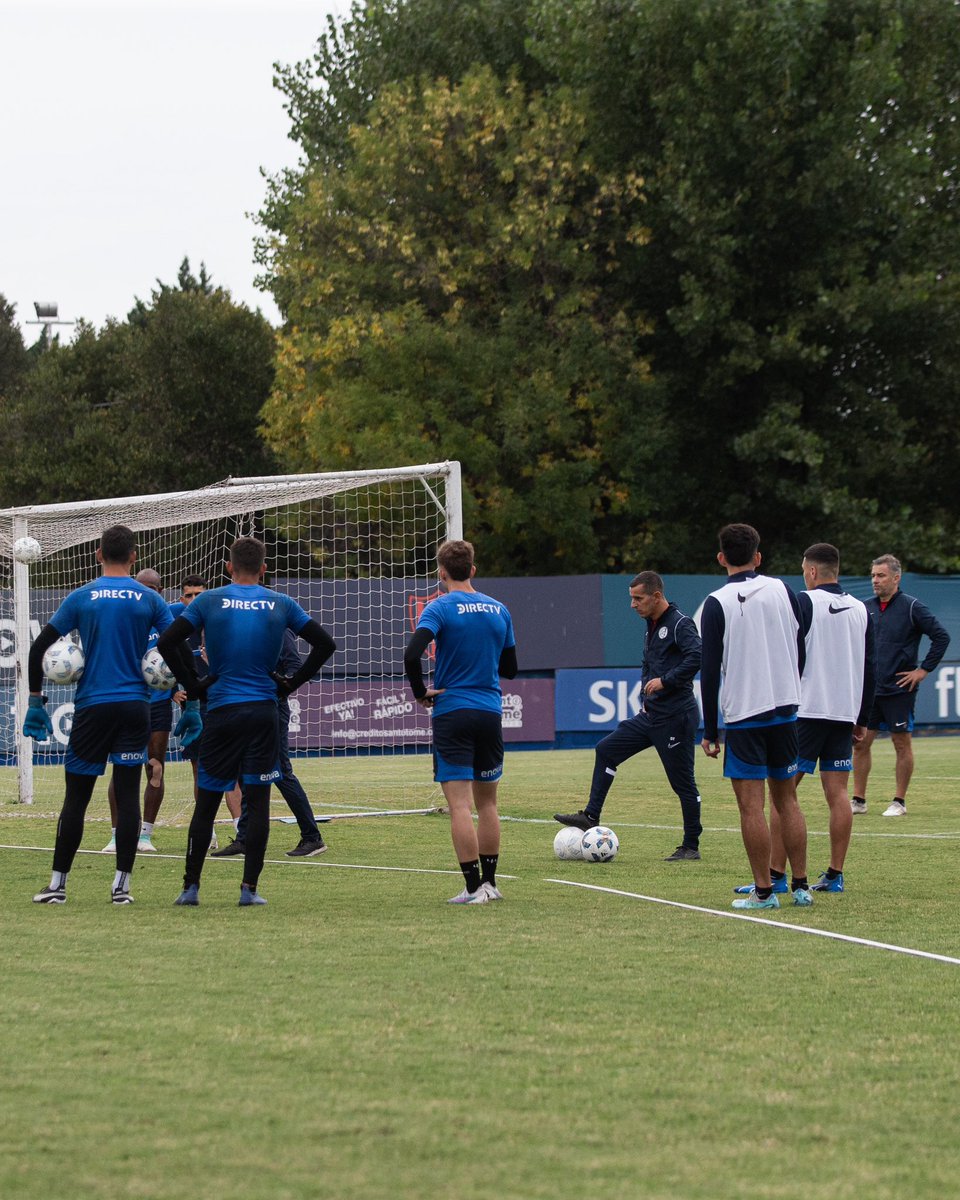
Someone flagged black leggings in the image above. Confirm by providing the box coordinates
[53,765,142,874]
[184,784,271,891]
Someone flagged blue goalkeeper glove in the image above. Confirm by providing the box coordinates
[23,695,53,741]
[175,700,203,748]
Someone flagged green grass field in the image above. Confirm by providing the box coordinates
[3,738,960,1200]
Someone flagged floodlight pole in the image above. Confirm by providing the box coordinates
[26,301,75,349]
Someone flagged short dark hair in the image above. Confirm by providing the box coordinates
[100,524,136,564]
[181,573,207,591]
[803,543,840,574]
[718,523,760,568]
[437,539,475,581]
[630,570,663,594]
[230,536,266,575]
[872,553,901,575]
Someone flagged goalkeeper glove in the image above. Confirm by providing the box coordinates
[175,700,203,748]
[23,695,53,741]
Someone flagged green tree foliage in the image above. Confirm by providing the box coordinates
[0,265,276,507]
[0,295,29,398]
[532,0,960,572]
[261,68,658,572]
[261,0,960,573]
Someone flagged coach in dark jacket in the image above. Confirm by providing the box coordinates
[851,554,950,817]
[554,570,704,860]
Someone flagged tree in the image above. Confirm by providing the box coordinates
[261,67,658,573]
[532,0,960,571]
[260,0,960,573]
[0,295,29,399]
[0,265,276,507]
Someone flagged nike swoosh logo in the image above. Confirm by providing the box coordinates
[737,592,759,604]
[828,603,851,613]
[667,738,680,749]
[894,721,907,728]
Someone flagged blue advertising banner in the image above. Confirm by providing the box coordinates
[555,669,647,732]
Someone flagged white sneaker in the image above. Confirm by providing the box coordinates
[101,836,116,854]
[447,886,490,905]
[481,882,503,900]
[209,831,219,851]
[138,835,157,853]
[851,799,867,814]
[882,801,907,817]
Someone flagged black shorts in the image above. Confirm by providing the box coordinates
[66,701,151,776]
[866,691,916,734]
[198,701,281,792]
[149,697,173,734]
[797,718,853,774]
[432,708,504,783]
[723,721,799,781]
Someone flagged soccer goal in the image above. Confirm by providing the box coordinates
[0,462,461,820]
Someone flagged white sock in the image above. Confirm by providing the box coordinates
[110,827,117,838]
[141,822,154,836]
[233,819,240,833]
[113,870,130,893]
[50,870,67,890]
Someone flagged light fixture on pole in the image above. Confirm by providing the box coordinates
[26,301,75,348]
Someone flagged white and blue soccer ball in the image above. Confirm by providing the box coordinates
[580,825,620,862]
[553,826,585,861]
[42,638,85,685]
[13,536,42,563]
[142,648,176,691]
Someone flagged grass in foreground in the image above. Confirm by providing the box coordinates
[2,739,960,1199]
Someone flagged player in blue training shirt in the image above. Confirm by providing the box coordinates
[403,539,518,905]
[165,573,236,848]
[25,525,179,906]
[158,536,336,907]
[102,567,174,854]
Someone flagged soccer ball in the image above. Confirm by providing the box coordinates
[580,825,620,862]
[553,827,585,861]
[142,648,176,691]
[13,536,42,563]
[42,638,85,685]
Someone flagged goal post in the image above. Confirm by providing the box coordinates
[0,461,462,812]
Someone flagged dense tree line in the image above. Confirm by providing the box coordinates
[257,0,960,574]
[3,2,957,576]
[0,261,276,507]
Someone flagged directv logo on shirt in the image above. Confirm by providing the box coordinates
[90,589,143,601]
[221,599,277,611]
[455,602,502,615]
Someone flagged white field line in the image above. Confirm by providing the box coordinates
[0,842,516,879]
[502,815,960,840]
[546,878,960,966]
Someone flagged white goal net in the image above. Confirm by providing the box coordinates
[0,462,461,823]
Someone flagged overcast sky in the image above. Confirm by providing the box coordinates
[1,0,347,344]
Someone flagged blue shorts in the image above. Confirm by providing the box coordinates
[198,701,281,792]
[797,718,853,774]
[867,692,916,734]
[67,701,150,776]
[149,696,173,734]
[432,709,503,784]
[723,722,799,781]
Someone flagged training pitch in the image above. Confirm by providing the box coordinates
[2,740,959,1200]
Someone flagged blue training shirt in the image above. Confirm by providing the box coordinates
[182,583,311,710]
[50,577,173,710]
[417,589,515,716]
